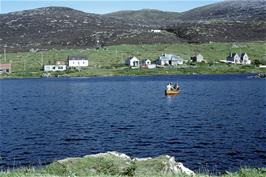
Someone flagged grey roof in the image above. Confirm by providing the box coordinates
[68,56,88,60]
[158,54,182,61]
[227,53,238,58]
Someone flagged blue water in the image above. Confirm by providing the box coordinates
[0,74,265,173]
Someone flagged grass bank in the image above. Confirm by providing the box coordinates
[1,152,266,177]
[1,168,266,177]
[1,64,265,79]
[0,42,265,78]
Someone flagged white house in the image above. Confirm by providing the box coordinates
[226,53,241,64]
[240,53,251,65]
[44,65,66,72]
[125,56,140,67]
[156,54,183,66]
[68,56,89,68]
[141,59,151,66]
[191,53,204,62]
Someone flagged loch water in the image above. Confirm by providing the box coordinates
[0,74,265,173]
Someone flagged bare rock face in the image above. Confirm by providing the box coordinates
[55,151,195,176]
[162,156,195,176]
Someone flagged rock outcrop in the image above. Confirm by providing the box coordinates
[55,151,195,176]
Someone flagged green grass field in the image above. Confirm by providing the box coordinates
[0,42,266,78]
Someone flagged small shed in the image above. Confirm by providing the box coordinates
[141,59,151,66]
[125,56,140,67]
[156,54,183,66]
[227,53,241,64]
[0,63,11,74]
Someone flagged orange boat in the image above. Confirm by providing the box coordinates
[165,88,180,96]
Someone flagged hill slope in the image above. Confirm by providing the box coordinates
[0,7,179,52]
[0,1,265,52]
[105,9,180,26]
[164,0,266,43]
[177,0,266,22]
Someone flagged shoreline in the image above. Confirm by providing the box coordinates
[1,151,265,177]
[0,70,265,80]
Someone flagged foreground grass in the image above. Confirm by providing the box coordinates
[0,153,265,177]
[1,167,266,177]
[0,42,265,77]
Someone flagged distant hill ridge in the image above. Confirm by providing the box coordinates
[104,9,181,26]
[177,0,266,22]
[0,1,265,52]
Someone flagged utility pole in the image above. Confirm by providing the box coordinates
[23,57,26,72]
[4,44,7,62]
[41,52,44,66]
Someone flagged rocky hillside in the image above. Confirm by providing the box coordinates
[0,1,265,52]
[164,0,266,43]
[176,0,266,22]
[105,9,180,26]
[165,21,266,43]
[0,7,156,52]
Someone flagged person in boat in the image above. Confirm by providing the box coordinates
[174,83,180,90]
[166,82,174,91]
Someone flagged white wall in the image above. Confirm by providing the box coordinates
[128,57,140,67]
[44,65,66,72]
[69,60,88,67]
[234,54,241,64]
[242,54,251,65]
[145,60,151,65]
[196,54,204,62]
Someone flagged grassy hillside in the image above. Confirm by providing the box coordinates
[0,42,265,77]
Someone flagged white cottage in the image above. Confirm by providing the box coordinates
[226,53,241,64]
[156,54,183,66]
[240,53,251,65]
[44,65,66,72]
[126,56,140,67]
[68,56,88,68]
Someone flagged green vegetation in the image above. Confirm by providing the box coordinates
[0,153,265,177]
[2,168,266,177]
[1,42,266,78]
